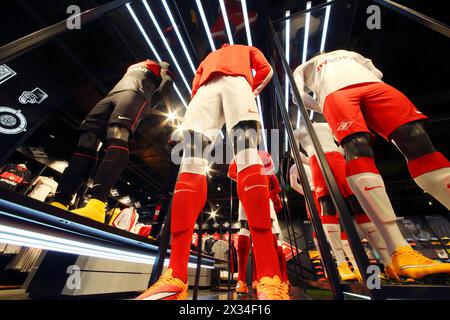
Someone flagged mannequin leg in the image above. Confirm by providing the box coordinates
[390,121,450,210]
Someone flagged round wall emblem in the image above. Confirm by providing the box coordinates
[0,106,27,134]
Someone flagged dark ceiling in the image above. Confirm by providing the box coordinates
[0,0,448,227]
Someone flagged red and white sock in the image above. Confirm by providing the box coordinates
[237,232,251,282]
[355,214,391,266]
[346,157,408,254]
[322,215,347,265]
[407,152,450,210]
[169,169,207,283]
[237,163,281,280]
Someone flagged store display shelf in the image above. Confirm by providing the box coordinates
[0,189,215,268]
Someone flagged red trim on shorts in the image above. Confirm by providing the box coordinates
[312,231,317,239]
[107,146,129,152]
[346,157,379,176]
[73,153,98,161]
[407,152,450,178]
[131,101,148,131]
[341,232,348,240]
[355,214,372,225]
[321,215,339,224]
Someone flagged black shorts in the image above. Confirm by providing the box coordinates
[79,91,149,137]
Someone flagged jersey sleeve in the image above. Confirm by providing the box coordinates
[227,159,237,182]
[290,165,304,195]
[351,52,383,80]
[191,63,204,97]
[292,66,321,112]
[250,46,273,96]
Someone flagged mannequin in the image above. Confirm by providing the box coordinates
[293,49,450,280]
[137,44,288,300]
[51,60,173,223]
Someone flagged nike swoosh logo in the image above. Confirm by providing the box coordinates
[141,291,178,300]
[248,109,258,114]
[174,189,196,194]
[368,230,378,234]
[92,184,102,188]
[117,116,132,120]
[244,185,267,192]
[400,263,441,270]
[327,231,339,233]
[364,186,383,191]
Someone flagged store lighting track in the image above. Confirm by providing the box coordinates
[284,10,291,151]
[310,0,332,120]
[219,0,235,45]
[196,0,216,51]
[126,3,188,108]
[142,0,192,95]
[161,0,197,75]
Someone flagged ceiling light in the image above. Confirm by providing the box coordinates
[219,0,234,45]
[310,0,332,121]
[284,10,291,151]
[240,0,253,46]
[167,111,177,121]
[126,3,187,108]
[161,0,197,74]
[196,0,216,51]
[217,186,221,191]
[142,1,192,94]
[297,2,312,128]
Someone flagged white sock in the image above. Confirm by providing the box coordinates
[414,168,450,210]
[322,223,347,265]
[358,221,391,266]
[347,172,408,254]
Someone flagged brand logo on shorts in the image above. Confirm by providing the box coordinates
[364,185,383,191]
[337,120,354,131]
[315,187,324,193]
[117,116,131,121]
[248,108,258,114]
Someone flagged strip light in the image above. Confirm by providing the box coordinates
[241,0,267,150]
[126,3,188,108]
[344,292,371,300]
[161,0,197,74]
[240,0,253,46]
[310,0,332,120]
[142,0,192,94]
[196,0,216,51]
[297,2,312,128]
[0,222,213,269]
[219,0,234,45]
[284,10,291,151]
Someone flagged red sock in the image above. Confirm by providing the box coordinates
[407,152,450,178]
[277,246,288,282]
[237,164,281,280]
[252,249,257,282]
[169,173,207,283]
[237,234,251,282]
